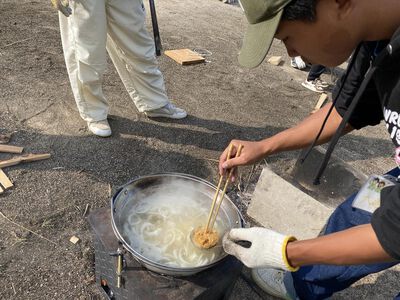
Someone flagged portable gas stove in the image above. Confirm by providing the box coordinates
[88,208,243,300]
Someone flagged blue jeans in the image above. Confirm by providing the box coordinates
[291,168,400,300]
[307,65,326,81]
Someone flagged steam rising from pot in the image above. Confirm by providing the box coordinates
[122,178,229,268]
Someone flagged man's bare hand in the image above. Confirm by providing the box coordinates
[218,140,266,177]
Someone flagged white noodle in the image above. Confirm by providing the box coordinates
[122,181,229,268]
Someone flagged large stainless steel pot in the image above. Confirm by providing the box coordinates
[111,173,244,276]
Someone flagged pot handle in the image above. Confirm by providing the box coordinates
[110,175,140,212]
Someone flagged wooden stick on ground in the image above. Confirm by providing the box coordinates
[0,169,13,189]
[11,279,16,295]
[312,93,328,114]
[1,37,34,49]
[0,153,51,168]
[0,145,23,154]
[0,211,57,245]
[82,204,90,218]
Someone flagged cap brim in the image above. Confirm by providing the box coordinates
[238,10,283,68]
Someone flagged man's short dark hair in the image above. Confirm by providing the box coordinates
[282,0,318,22]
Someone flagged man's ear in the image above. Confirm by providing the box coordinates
[335,0,353,20]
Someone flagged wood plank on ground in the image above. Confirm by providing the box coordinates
[0,145,24,154]
[70,236,80,244]
[164,49,205,65]
[0,153,51,168]
[311,93,328,114]
[0,169,13,189]
[267,56,283,66]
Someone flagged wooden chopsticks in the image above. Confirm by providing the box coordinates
[204,143,243,232]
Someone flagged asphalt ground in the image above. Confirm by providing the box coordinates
[0,0,398,299]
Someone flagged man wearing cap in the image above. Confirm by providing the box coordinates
[219,0,400,299]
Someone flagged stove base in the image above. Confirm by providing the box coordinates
[88,208,243,300]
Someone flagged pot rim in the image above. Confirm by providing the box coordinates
[110,172,245,273]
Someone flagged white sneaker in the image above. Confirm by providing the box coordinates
[87,120,112,137]
[290,57,306,70]
[301,79,325,93]
[314,78,329,88]
[145,103,187,119]
[251,268,295,300]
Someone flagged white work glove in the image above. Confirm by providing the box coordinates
[51,0,72,17]
[223,227,299,272]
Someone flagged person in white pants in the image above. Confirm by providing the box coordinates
[52,0,187,137]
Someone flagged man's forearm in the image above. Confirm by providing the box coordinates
[286,224,395,267]
[262,102,353,156]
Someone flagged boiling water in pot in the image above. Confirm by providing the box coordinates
[121,181,229,268]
